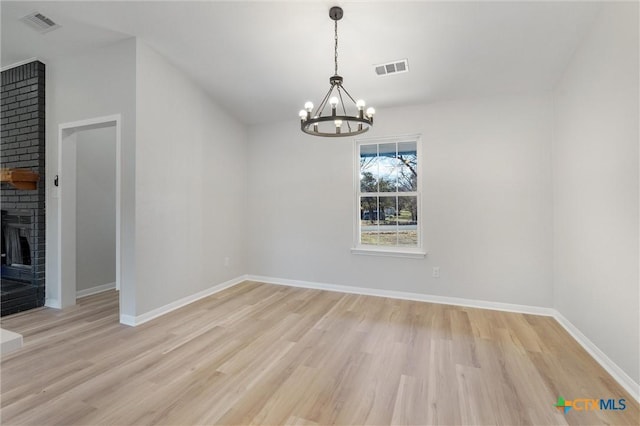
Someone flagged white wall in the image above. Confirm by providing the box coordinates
[47,38,136,315]
[248,95,553,307]
[553,2,639,385]
[76,126,116,291]
[134,40,247,315]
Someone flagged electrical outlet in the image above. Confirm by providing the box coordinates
[432,266,440,278]
[224,257,230,267]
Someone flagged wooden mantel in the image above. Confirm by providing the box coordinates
[0,168,40,190]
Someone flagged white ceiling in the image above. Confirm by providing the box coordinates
[1,1,602,125]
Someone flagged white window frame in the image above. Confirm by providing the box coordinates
[351,134,426,258]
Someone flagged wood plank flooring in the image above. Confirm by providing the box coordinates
[1,281,638,425]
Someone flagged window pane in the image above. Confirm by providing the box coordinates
[360,196,379,245]
[378,143,397,192]
[378,196,398,246]
[360,144,378,158]
[357,138,420,249]
[397,141,417,192]
[398,196,418,246]
[360,144,379,192]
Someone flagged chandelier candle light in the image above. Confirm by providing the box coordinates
[299,6,375,137]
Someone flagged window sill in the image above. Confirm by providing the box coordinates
[350,247,427,259]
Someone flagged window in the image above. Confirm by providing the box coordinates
[352,135,425,257]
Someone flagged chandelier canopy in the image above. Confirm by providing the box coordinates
[299,6,375,137]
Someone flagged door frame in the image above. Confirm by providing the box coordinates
[55,114,122,309]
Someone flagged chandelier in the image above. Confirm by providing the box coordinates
[299,6,375,137]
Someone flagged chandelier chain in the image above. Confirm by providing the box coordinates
[334,19,338,76]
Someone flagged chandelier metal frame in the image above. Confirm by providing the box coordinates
[299,6,375,137]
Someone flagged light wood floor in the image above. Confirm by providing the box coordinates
[1,281,637,425]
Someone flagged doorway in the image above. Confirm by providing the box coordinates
[57,115,121,310]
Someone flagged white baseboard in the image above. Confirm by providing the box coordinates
[246,275,555,316]
[113,272,638,402]
[44,298,60,309]
[76,282,116,299]
[247,274,639,402]
[553,312,639,402]
[119,275,248,327]
[119,314,136,326]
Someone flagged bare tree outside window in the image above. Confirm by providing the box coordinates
[358,139,419,247]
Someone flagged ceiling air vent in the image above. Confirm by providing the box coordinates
[374,59,409,76]
[20,12,60,33]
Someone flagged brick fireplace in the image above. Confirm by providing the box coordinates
[1,61,46,316]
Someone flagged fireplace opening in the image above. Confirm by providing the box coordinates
[2,225,32,268]
[1,210,33,282]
